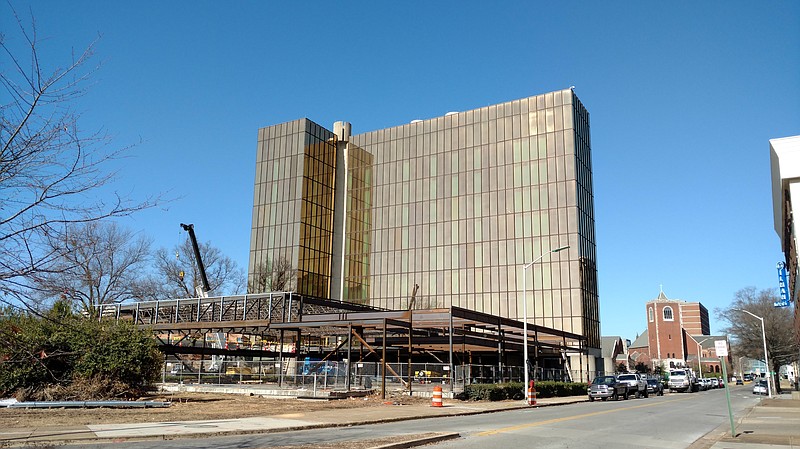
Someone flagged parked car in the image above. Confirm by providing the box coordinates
[646,378,664,396]
[617,373,649,398]
[736,378,744,385]
[589,375,628,401]
[753,379,768,395]
[717,378,725,388]
[743,373,754,382]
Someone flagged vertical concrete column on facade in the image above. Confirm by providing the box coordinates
[329,121,351,302]
[578,349,600,383]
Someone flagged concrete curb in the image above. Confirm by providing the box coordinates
[686,399,758,449]
[686,418,741,449]
[370,432,461,449]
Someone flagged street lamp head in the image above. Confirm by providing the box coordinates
[553,245,570,253]
[735,308,763,321]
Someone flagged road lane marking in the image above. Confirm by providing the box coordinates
[478,396,695,436]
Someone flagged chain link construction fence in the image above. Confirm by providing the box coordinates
[162,356,592,393]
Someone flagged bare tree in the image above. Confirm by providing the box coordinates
[147,238,245,299]
[248,256,297,293]
[0,10,157,307]
[248,261,271,294]
[32,221,151,315]
[716,287,798,392]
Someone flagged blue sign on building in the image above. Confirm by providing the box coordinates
[775,261,790,308]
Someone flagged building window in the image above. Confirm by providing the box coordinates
[663,306,674,321]
[648,307,654,322]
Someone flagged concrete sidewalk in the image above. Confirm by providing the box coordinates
[689,388,800,449]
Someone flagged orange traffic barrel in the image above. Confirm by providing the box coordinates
[527,380,537,406]
[431,385,443,407]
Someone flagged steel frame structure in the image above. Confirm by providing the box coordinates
[101,293,588,396]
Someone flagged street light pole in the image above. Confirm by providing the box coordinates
[522,245,569,405]
[697,341,703,379]
[696,337,712,379]
[737,309,772,398]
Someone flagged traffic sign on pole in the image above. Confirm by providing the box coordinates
[715,340,729,357]
[721,357,736,437]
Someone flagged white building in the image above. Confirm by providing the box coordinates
[769,135,800,380]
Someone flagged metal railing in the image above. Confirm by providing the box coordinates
[99,292,300,326]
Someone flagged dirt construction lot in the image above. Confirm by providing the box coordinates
[1,392,439,449]
[0,391,428,428]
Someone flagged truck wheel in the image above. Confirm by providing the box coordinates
[611,391,618,401]
[635,390,642,399]
[589,396,595,402]
[643,390,649,398]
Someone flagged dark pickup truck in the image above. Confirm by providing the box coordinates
[588,375,628,401]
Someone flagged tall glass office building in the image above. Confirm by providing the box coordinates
[250,88,600,349]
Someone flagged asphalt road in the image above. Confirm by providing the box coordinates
[68,385,763,449]
[429,386,762,449]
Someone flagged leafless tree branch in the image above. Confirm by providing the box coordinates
[0,8,160,305]
[140,237,245,300]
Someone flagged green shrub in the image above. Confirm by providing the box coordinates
[0,302,162,400]
[463,381,587,401]
[535,380,588,398]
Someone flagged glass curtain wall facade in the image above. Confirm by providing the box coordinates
[342,144,374,305]
[250,89,600,348]
[251,119,337,298]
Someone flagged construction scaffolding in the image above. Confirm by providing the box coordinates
[100,292,589,397]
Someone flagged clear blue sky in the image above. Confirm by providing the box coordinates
[4,1,798,341]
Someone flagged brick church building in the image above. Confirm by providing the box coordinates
[628,291,729,375]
